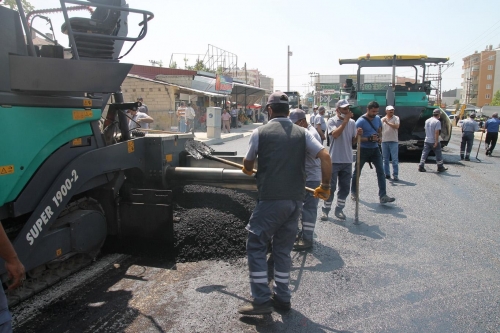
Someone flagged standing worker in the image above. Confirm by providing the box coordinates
[127,108,154,130]
[0,221,26,333]
[484,112,500,156]
[350,101,395,204]
[460,113,480,161]
[321,100,362,221]
[418,109,448,172]
[221,108,231,133]
[288,109,322,251]
[176,102,187,133]
[314,106,327,143]
[185,102,196,134]
[239,92,331,315]
[230,105,238,129]
[310,105,318,127]
[137,97,148,114]
[381,105,400,181]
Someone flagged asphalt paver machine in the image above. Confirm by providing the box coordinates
[0,0,254,305]
[338,54,453,153]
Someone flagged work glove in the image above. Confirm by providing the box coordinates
[242,167,254,176]
[313,186,330,200]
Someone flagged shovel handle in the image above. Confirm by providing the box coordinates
[207,155,315,194]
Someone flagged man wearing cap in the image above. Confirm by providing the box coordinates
[381,105,400,181]
[460,113,480,161]
[419,109,448,172]
[321,100,362,221]
[288,109,322,251]
[351,101,395,204]
[239,92,332,315]
[176,102,187,132]
[127,108,154,131]
[314,106,327,143]
[484,112,500,156]
[137,97,148,114]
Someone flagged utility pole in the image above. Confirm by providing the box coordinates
[287,46,292,91]
[427,62,453,107]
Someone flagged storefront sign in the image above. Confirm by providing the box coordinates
[215,75,233,93]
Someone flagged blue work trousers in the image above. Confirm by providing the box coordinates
[322,163,352,214]
[351,147,386,198]
[419,142,444,167]
[460,132,474,156]
[382,141,399,177]
[179,116,186,133]
[299,181,320,241]
[246,200,302,304]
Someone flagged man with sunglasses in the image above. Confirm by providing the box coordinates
[288,109,322,251]
[321,100,362,221]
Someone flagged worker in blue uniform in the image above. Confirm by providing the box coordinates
[238,91,332,315]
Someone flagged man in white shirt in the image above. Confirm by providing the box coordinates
[381,105,400,181]
[127,109,154,131]
[185,102,196,133]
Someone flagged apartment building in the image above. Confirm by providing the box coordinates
[462,45,500,107]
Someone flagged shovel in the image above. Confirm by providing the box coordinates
[185,140,315,194]
[354,135,361,225]
[475,130,484,162]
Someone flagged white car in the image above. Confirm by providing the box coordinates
[457,119,464,127]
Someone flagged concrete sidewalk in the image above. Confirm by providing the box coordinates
[193,122,262,145]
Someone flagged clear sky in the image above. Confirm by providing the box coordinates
[21,0,500,96]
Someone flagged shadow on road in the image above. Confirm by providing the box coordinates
[240,308,353,332]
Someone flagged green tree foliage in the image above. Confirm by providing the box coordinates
[491,90,500,106]
[2,0,35,13]
[453,99,460,104]
[169,61,178,69]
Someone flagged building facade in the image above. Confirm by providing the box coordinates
[462,45,500,107]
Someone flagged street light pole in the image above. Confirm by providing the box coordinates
[287,46,292,91]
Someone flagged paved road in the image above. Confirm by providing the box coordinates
[13,128,500,333]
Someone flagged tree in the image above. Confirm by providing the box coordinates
[193,59,206,71]
[453,99,460,105]
[491,90,500,106]
[169,61,177,69]
[2,0,35,13]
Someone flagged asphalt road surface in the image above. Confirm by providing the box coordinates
[12,127,500,333]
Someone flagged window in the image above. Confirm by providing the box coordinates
[487,75,492,80]
[486,84,492,89]
[489,55,495,60]
[488,65,493,70]
[486,94,491,99]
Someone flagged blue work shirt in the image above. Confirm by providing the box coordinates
[485,118,500,132]
[356,115,382,148]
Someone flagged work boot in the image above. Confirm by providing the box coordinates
[385,175,391,180]
[418,166,426,172]
[465,155,470,161]
[320,211,329,221]
[334,208,346,220]
[437,166,448,172]
[460,154,464,160]
[393,175,399,181]
[271,293,291,312]
[380,195,395,204]
[293,239,313,251]
[238,300,273,315]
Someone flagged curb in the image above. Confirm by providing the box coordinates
[200,134,244,145]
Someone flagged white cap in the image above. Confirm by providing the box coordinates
[386,105,395,111]
[313,105,318,109]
